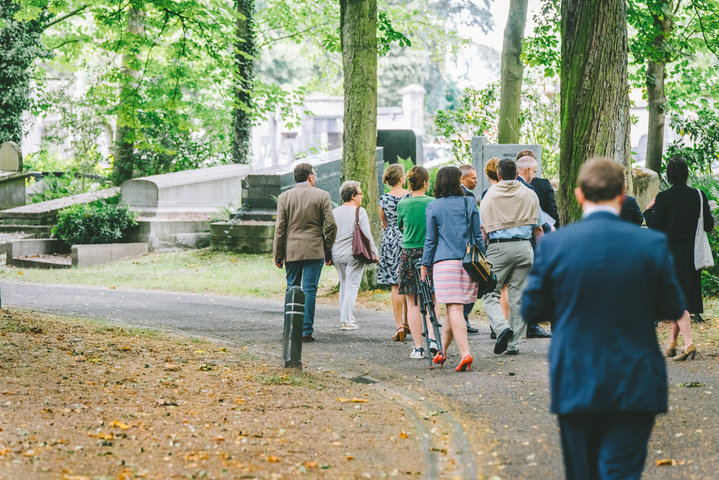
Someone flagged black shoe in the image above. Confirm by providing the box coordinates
[494,328,513,354]
[527,325,552,338]
[490,328,496,340]
[302,335,315,343]
[505,349,519,356]
[466,321,479,334]
[691,313,705,323]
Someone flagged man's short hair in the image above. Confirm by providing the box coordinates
[516,149,537,160]
[578,158,625,202]
[294,163,314,183]
[498,158,517,180]
[516,156,537,171]
[458,164,476,178]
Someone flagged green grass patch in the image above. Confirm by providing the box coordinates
[0,248,339,298]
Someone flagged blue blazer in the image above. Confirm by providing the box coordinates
[422,195,484,266]
[522,212,685,415]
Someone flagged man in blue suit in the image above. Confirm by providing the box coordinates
[522,158,688,480]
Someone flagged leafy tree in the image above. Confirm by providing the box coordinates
[628,0,719,173]
[0,0,49,145]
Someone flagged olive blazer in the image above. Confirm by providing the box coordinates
[273,183,337,263]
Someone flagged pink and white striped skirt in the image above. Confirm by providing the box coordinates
[432,260,478,304]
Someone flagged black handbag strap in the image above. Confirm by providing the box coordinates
[463,196,476,245]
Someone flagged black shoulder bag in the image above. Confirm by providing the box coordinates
[461,197,496,296]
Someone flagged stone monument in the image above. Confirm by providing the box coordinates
[0,142,32,210]
[471,136,543,196]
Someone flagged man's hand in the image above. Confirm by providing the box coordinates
[275,259,283,268]
[325,259,333,266]
[646,198,656,209]
[420,265,427,281]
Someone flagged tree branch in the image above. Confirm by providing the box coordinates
[43,4,91,30]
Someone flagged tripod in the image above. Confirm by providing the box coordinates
[412,260,444,369]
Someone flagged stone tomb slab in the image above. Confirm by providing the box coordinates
[121,164,251,216]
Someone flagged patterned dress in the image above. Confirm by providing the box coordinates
[377,193,405,285]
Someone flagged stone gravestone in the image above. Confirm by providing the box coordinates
[0,141,30,210]
[211,148,384,253]
[471,136,543,196]
[377,130,424,165]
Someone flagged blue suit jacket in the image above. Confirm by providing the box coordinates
[522,212,685,415]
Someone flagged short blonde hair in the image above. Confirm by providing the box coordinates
[485,157,500,181]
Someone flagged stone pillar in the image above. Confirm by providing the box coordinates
[400,84,426,136]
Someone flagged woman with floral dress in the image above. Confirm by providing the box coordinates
[378,163,410,341]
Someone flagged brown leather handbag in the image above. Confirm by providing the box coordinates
[352,207,378,264]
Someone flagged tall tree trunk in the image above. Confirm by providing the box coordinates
[232,0,256,165]
[340,0,380,240]
[497,0,529,144]
[559,0,630,223]
[0,0,45,147]
[645,2,673,174]
[112,6,144,185]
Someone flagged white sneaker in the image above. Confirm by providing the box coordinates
[340,321,358,330]
[410,347,425,359]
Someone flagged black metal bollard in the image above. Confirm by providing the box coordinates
[282,286,305,369]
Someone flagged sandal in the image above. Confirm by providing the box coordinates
[402,322,410,335]
[393,326,406,342]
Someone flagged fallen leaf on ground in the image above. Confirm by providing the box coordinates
[656,459,677,466]
[267,455,280,463]
[111,420,132,430]
[400,431,408,439]
[303,461,318,468]
[337,397,368,403]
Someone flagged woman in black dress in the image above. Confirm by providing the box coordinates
[644,157,713,360]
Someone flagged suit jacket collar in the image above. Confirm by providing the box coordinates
[583,210,620,222]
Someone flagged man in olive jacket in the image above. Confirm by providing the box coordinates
[273,163,337,342]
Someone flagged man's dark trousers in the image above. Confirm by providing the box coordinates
[285,259,324,336]
[559,412,655,480]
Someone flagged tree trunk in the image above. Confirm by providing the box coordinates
[112,6,144,185]
[232,0,256,165]
[497,0,529,144]
[645,3,673,174]
[340,0,380,239]
[559,0,631,223]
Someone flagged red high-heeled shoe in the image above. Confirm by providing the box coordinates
[433,352,446,368]
[456,354,473,372]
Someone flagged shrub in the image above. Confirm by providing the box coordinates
[52,200,137,247]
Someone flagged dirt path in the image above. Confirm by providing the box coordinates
[2,280,718,479]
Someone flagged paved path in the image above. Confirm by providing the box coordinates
[2,280,717,479]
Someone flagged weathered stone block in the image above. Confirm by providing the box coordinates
[71,242,148,267]
[631,165,659,210]
[210,221,275,254]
